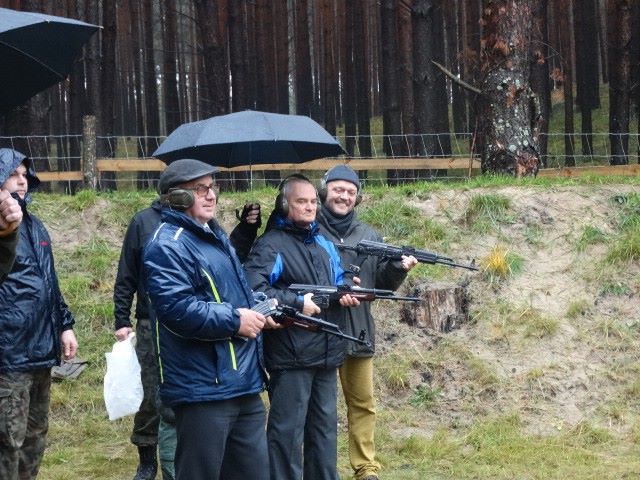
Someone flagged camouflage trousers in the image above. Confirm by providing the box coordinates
[0,368,51,480]
[132,318,160,447]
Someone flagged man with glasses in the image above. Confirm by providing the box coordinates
[142,158,274,480]
[114,159,263,480]
[316,165,417,480]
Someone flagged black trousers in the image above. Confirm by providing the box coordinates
[173,394,268,480]
[267,368,339,480]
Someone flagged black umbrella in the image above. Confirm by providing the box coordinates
[0,7,99,113]
[153,110,345,168]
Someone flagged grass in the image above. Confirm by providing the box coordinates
[24,174,640,479]
[481,245,524,282]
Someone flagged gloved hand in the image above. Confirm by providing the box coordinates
[0,189,22,237]
[236,203,262,229]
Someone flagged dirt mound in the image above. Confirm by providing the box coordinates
[372,184,640,437]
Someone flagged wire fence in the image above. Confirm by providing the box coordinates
[0,131,638,192]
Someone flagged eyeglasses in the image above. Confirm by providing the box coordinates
[188,183,218,198]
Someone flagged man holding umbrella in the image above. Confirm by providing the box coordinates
[0,148,79,479]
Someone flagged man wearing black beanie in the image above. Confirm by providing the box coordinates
[317,165,418,480]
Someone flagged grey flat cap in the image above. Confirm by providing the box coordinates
[158,159,218,194]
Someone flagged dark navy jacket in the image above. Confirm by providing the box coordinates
[144,209,265,407]
[114,201,259,331]
[243,216,346,371]
[0,199,74,372]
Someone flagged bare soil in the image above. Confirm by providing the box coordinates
[370,184,640,438]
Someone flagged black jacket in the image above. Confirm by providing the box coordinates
[0,200,74,372]
[0,229,18,283]
[243,216,347,370]
[113,201,260,331]
[317,209,408,356]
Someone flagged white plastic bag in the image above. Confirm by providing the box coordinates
[103,333,144,421]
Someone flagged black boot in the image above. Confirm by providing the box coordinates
[133,445,158,480]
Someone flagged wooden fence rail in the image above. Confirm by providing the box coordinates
[33,115,640,184]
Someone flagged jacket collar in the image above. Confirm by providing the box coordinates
[274,214,320,244]
[161,208,225,241]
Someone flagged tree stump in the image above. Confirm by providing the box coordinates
[400,282,469,332]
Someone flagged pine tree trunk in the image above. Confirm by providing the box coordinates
[342,0,357,156]
[380,0,404,184]
[607,0,631,165]
[322,0,337,135]
[479,0,541,176]
[294,0,313,117]
[162,0,180,134]
[354,0,372,158]
[100,0,117,189]
[530,0,551,164]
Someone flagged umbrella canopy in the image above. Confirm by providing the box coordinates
[153,110,345,167]
[0,7,99,113]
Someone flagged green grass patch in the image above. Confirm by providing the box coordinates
[566,299,592,319]
[376,353,413,392]
[409,384,442,409]
[464,193,512,232]
[577,225,608,252]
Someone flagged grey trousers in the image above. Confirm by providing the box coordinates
[267,367,339,480]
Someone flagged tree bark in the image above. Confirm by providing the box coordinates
[398,1,415,159]
[530,0,551,164]
[100,0,117,189]
[479,0,540,176]
[321,0,337,135]
[342,0,357,155]
[413,0,451,173]
[607,0,631,165]
[354,0,372,157]
[193,0,229,116]
[294,0,313,116]
[162,0,181,134]
[380,0,405,184]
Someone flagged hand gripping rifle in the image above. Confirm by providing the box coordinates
[252,298,370,346]
[288,283,421,309]
[338,239,478,271]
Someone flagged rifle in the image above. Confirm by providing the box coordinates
[338,239,478,271]
[252,298,370,346]
[288,283,421,309]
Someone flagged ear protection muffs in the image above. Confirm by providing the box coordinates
[161,188,195,210]
[275,173,319,217]
[318,172,363,206]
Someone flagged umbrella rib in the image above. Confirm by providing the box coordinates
[0,39,65,77]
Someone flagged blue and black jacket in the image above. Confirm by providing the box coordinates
[243,216,347,371]
[144,209,266,407]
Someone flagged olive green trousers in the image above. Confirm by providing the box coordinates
[339,356,380,479]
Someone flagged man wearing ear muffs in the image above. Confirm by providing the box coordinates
[316,165,418,480]
[142,159,275,480]
[114,160,263,480]
[243,173,359,480]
